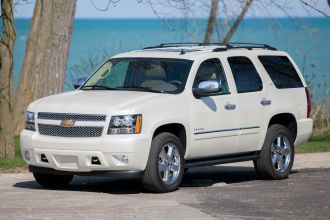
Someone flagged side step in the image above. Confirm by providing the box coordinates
[185,151,260,168]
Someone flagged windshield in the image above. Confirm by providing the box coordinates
[81,58,193,94]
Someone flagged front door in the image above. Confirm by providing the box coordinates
[189,58,239,159]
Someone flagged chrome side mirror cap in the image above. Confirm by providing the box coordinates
[193,80,222,97]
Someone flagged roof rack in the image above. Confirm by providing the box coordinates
[143,42,277,51]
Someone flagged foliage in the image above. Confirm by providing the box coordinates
[296,131,330,153]
[0,136,26,169]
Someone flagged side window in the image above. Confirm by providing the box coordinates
[228,56,263,93]
[193,58,229,94]
[258,56,303,89]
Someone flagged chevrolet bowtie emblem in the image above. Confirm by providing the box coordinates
[60,120,75,127]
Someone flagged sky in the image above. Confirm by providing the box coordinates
[13,0,330,19]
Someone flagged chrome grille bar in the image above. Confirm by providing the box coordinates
[38,112,106,121]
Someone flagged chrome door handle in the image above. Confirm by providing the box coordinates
[225,103,236,110]
[260,99,272,106]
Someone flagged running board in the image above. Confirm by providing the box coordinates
[185,151,260,168]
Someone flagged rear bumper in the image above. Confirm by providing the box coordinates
[20,130,151,172]
[294,118,313,147]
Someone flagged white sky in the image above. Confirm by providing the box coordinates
[13,0,330,18]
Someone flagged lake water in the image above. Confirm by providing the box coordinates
[11,18,330,96]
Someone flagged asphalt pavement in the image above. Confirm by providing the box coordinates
[0,153,329,220]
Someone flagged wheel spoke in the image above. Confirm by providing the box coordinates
[282,147,290,156]
[276,136,282,148]
[271,144,277,154]
[277,158,284,171]
[272,154,278,165]
[166,145,174,163]
[159,161,166,172]
[171,163,180,172]
[163,167,170,181]
[159,148,167,161]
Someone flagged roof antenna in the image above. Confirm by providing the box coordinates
[180,49,186,55]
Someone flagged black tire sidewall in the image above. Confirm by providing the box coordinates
[144,132,184,192]
[262,125,295,179]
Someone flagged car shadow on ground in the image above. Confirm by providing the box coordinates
[13,166,299,194]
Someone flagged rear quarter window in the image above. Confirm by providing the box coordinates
[258,56,303,89]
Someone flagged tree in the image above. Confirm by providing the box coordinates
[14,0,76,133]
[0,0,16,159]
[204,0,219,44]
[222,0,253,44]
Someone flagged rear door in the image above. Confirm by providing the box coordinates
[227,56,270,152]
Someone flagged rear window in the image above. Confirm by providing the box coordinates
[228,56,263,93]
[258,56,303,89]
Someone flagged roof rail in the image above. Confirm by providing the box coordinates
[143,42,277,51]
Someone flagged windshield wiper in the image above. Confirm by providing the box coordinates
[116,86,165,93]
[80,85,118,90]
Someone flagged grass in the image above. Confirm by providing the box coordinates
[0,132,329,169]
[0,137,26,170]
[296,131,330,153]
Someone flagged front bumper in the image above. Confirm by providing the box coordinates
[20,130,151,172]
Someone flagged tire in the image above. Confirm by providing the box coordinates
[142,132,184,193]
[33,173,73,188]
[254,124,294,180]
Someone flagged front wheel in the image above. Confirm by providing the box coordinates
[254,124,294,180]
[142,132,184,193]
[33,173,73,188]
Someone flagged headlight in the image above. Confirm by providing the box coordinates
[108,114,142,134]
[25,111,36,131]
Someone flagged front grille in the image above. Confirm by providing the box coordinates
[38,124,103,137]
[38,112,106,121]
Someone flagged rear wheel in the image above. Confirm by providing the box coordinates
[142,132,184,193]
[254,124,294,179]
[33,173,73,188]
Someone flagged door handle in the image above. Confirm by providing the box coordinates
[224,103,236,110]
[260,99,272,106]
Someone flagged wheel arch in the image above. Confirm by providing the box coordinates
[268,113,297,141]
[152,123,187,156]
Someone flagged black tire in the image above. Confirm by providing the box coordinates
[33,173,73,188]
[142,132,184,193]
[254,124,294,180]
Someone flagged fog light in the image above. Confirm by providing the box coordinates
[24,151,30,161]
[113,155,129,164]
[91,156,101,165]
[40,154,48,163]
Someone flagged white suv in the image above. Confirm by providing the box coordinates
[21,43,313,192]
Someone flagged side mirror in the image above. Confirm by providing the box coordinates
[193,80,222,97]
[73,77,87,89]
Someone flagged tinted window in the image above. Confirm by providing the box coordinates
[193,58,229,94]
[228,56,263,93]
[258,56,303,89]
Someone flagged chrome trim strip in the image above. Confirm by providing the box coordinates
[194,126,260,135]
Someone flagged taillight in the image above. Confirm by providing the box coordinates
[305,87,311,118]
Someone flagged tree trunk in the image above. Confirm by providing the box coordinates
[204,0,219,44]
[14,0,76,133]
[0,0,16,159]
[222,0,253,44]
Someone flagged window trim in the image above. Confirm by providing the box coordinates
[192,58,231,98]
[227,56,264,94]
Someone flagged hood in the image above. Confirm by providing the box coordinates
[29,90,162,114]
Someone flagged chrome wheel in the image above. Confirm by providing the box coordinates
[271,135,291,173]
[158,143,181,184]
